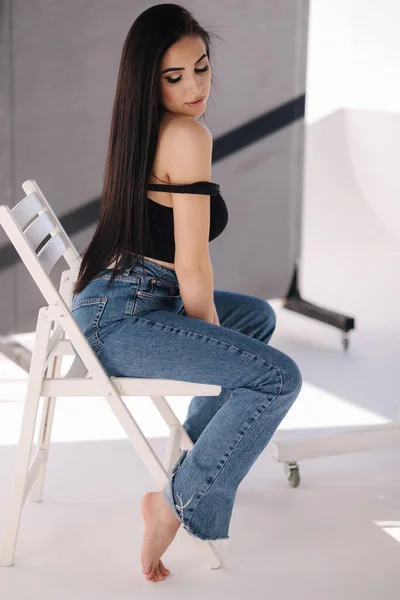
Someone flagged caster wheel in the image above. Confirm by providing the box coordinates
[342,332,350,352]
[284,462,301,488]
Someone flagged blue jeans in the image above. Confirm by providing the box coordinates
[70,256,302,541]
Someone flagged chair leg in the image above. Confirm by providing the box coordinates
[0,309,52,567]
[28,396,57,503]
[164,424,182,474]
[30,353,61,503]
[150,395,195,451]
[193,538,224,569]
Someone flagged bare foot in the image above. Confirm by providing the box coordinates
[141,491,181,582]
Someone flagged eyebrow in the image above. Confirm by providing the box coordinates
[161,53,207,74]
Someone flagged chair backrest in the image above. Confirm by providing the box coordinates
[0,180,81,310]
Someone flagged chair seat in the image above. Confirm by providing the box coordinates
[43,340,222,397]
[41,376,222,397]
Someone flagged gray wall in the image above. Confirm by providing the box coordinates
[0,0,309,335]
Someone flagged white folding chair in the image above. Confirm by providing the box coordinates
[0,179,223,569]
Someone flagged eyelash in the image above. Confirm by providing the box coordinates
[166,65,209,84]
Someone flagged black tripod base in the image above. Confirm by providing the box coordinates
[284,264,356,351]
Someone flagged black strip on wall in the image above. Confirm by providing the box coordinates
[212,95,305,161]
[0,94,305,272]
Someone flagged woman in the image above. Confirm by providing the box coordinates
[71,3,302,583]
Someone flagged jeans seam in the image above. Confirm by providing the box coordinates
[126,276,141,316]
[138,291,181,299]
[92,273,140,283]
[184,368,283,534]
[92,299,108,350]
[129,315,282,373]
[70,297,108,311]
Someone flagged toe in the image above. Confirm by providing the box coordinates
[145,567,155,581]
[159,560,170,576]
[155,564,165,581]
[151,567,162,583]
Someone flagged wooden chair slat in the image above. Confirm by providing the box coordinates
[25,212,57,250]
[12,193,43,229]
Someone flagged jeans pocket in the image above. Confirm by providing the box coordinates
[133,274,182,316]
[135,273,179,297]
[70,297,108,355]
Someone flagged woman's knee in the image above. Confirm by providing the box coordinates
[279,353,303,399]
[253,298,276,340]
[264,300,276,333]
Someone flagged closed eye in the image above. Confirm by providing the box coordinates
[166,65,209,84]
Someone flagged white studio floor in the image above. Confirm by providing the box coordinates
[1,151,400,596]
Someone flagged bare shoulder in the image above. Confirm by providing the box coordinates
[163,114,212,146]
[159,114,213,184]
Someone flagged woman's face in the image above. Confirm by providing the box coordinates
[159,36,211,118]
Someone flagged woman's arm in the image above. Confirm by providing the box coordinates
[167,119,215,323]
[212,302,220,326]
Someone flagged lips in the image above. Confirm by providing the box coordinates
[187,96,204,104]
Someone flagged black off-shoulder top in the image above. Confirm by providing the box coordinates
[129,181,228,263]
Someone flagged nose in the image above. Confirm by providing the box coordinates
[189,83,204,98]
[188,73,204,92]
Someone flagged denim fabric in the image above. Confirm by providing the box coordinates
[70,256,302,541]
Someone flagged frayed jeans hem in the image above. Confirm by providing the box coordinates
[162,447,230,542]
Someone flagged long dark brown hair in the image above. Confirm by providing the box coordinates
[73,3,220,295]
